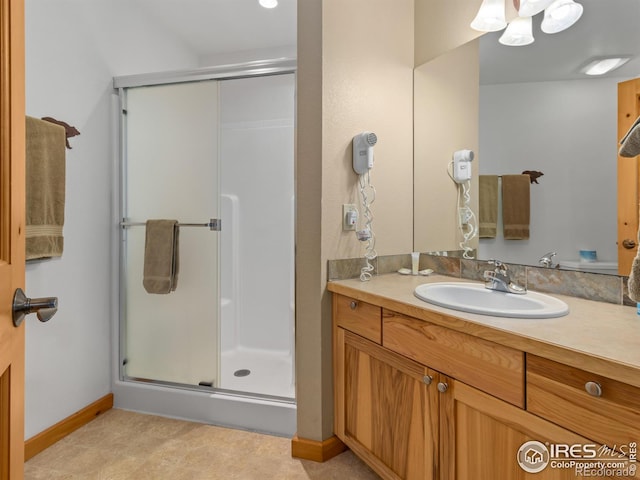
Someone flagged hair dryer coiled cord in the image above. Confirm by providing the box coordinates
[358,171,377,281]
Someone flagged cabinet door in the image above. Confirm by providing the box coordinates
[335,328,439,480]
[441,379,637,480]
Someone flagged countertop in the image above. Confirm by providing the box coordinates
[327,273,640,388]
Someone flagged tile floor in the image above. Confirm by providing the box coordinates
[25,409,380,479]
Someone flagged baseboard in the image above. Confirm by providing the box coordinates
[291,434,347,462]
[24,393,114,461]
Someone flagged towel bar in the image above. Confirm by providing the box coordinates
[120,219,221,231]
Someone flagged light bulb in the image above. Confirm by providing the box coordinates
[259,0,278,8]
[518,0,555,17]
[470,0,507,32]
[499,17,534,46]
[541,0,583,34]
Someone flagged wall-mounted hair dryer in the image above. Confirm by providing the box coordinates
[452,149,474,184]
[353,132,378,174]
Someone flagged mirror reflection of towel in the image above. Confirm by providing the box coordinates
[143,220,179,294]
[628,251,640,302]
[620,115,640,158]
[479,175,499,238]
[502,175,530,240]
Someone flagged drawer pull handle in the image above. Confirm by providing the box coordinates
[437,382,448,393]
[585,381,602,397]
[423,375,433,385]
[349,301,358,310]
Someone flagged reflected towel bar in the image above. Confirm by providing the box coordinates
[120,219,221,231]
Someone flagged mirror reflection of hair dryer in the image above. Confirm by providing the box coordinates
[452,149,474,184]
[353,132,378,174]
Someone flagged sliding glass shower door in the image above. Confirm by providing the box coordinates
[121,80,220,387]
[119,69,295,401]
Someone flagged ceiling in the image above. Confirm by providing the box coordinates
[130,0,297,59]
[127,0,638,85]
[480,0,640,84]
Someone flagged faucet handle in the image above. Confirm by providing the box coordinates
[488,259,507,270]
[538,252,557,268]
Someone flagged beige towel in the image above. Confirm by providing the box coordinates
[143,220,180,294]
[628,251,640,302]
[479,175,499,238]
[25,116,67,260]
[502,175,530,240]
[620,116,640,158]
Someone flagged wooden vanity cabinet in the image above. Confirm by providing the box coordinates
[527,354,640,449]
[333,293,639,480]
[442,377,622,480]
[335,327,439,479]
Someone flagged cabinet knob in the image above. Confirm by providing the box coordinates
[622,239,637,250]
[584,381,602,397]
[422,375,433,385]
[349,301,358,310]
[437,382,448,393]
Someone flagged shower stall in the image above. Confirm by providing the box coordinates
[112,60,296,435]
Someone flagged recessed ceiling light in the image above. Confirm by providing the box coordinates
[259,0,278,8]
[581,57,631,76]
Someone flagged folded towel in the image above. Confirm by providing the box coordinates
[628,248,640,302]
[25,116,67,260]
[479,175,499,238]
[501,174,530,240]
[143,220,180,294]
[619,115,640,158]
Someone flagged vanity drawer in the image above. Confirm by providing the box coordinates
[382,309,524,407]
[333,294,382,344]
[527,355,640,448]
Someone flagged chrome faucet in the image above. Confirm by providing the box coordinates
[483,260,526,294]
[539,251,557,268]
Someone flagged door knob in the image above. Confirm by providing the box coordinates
[622,239,637,249]
[12,288,58,327]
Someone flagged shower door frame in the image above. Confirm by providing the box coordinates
[112,59,297,435]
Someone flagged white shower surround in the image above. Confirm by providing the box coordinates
[218,74,295,398]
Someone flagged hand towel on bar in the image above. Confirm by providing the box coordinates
[479,175,499,238]
[143,220,180,294]
[25,116,67,260]
[619,115,640,158]
[501,174,530,240]
[627,245,640,302]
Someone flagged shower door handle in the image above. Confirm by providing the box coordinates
[12,288,58,327]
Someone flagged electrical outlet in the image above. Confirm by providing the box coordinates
[343,204,358,231]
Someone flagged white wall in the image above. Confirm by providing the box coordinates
[24,0,198,438]
[478,78,618,266]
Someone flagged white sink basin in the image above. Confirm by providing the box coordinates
[414,282,569,319]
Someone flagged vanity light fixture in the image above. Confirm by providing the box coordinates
[499,16,534,46]
[581,57,631,76]
[259,0,278,8]
[471,0,584,46]
[540,0,583,33]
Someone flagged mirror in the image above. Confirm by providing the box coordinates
[414,0,640,275]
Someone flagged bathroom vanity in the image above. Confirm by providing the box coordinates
[328,274,640,480]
